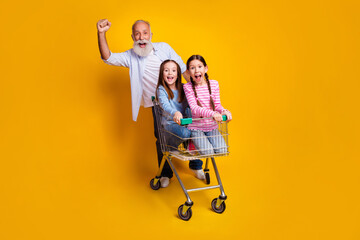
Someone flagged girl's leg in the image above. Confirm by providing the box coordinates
[165,124,203,170]
[191,130,215,156]
[205,129,227,154]
[164,123,190,148]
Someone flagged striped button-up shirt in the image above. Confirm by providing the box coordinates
[102,42,186,121]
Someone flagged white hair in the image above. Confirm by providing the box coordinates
[133,39,153,57]
[132,20,152,35]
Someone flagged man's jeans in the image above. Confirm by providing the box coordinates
[190,129,227,156]
[152,107,202,178]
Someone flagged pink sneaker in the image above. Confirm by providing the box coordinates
[187,140,197,155]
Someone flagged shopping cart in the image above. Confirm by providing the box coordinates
[149,99,229,221]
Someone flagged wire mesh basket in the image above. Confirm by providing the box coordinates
[153,100,229,161]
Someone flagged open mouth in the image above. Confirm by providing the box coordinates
[139,43,147,48]
[195,73,202,81]
[167,76,174,81]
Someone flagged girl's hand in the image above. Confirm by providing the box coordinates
[212,112,223,122]
[222,110,232,122]
[173,111,183,125]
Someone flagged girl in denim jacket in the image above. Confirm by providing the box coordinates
[155,60,205,187]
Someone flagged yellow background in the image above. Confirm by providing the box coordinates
[1,0,359,239]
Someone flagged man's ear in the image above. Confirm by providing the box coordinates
[131,34,135,41]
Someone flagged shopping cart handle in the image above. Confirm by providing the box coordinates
[180,118,192,125]
[181,115,227,125]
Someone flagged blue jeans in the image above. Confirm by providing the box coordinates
[191,129,227,156]
[164,123,191,148]
[152,107,202,179]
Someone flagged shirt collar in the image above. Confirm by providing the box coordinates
[152,43,158,52]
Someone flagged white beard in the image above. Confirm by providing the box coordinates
[133,39,154,57]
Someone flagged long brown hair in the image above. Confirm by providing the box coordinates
[186,55,215,110]
[156,60,185,103]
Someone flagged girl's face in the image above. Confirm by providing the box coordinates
[188,59,208,85]
[163,61,178,89]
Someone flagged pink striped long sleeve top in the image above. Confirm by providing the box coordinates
[183,80,227,131]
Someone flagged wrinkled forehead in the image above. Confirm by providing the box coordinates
[132,21,151,34]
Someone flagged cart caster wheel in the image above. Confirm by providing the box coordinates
[211,198,226,214]
[178,205,192,221]
[150,178,161,190]
[205,172,210,184]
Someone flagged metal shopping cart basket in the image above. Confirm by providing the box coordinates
[149,99,229,221]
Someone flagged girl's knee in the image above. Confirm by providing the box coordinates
[182,128,191,138]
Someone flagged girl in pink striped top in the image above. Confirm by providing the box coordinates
[184,55,232,155]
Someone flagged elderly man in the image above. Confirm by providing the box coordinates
[97,19,204,188]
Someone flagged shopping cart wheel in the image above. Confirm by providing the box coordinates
[211,198,226,214]
[178,205,192,221]
[150,178,161,190]
[205,172,210,184]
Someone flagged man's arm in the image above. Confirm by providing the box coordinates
[182,70,190,82]
[97,19,111,60]
[164,43,190,82]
